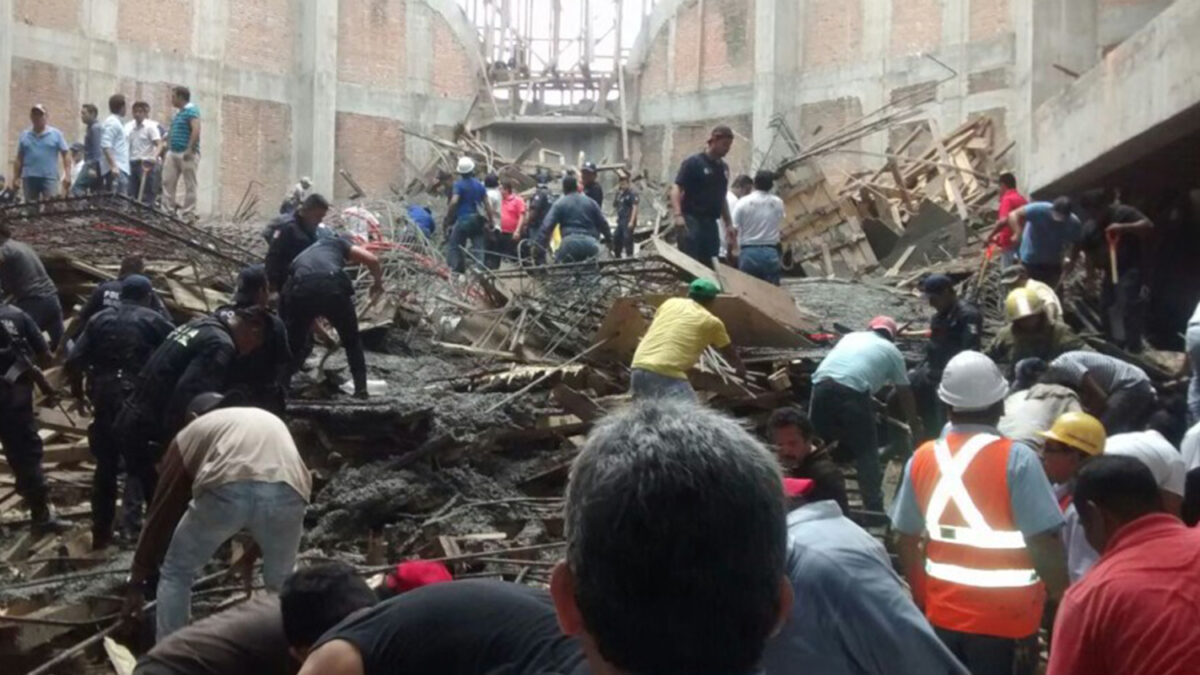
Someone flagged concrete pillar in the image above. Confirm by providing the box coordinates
[0,0,12,174]
[190,0,228,216]
[860,0,891,158]
[79,0,119,128]
[938,0,970,130]
[660,15,676,178]
[296,0,339,198]
[752,0,800,169]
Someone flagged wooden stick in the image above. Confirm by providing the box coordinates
[483,339,610,414]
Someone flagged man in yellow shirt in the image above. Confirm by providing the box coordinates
[630,279,745,399]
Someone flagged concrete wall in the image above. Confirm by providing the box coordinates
[1,0,483,216]
[630,0,1177,185]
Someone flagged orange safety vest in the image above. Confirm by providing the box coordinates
[910,431,1045,638]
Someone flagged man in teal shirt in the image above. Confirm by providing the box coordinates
[163,86,201,221]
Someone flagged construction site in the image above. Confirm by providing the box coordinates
[2,0,1200,673]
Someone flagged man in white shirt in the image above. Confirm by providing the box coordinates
[1105,430,1186,517]
[732,170,785,285]
[721,174,752,262]
[125,100,162,205]
[99,94,130,195]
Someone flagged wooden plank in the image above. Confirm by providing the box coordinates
[551,384,604,422]
[1,442,91,473]
[34,407,91,435]
[885,246,917,277]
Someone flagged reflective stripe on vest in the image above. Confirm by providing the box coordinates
[925,561,1040,588]
[925,434,1027,550]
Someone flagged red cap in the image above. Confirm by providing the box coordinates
[783,478,815,499]
[867,316,898,338]
[386,560,453,593]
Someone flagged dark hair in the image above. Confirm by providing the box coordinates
[1053,196,1073,216]
[280,564,377,648]
[566,400,786,674]
[172,85,191,102]
[999,172,1017,189]
[562,176,579,193]
[501,180,515,193]
[133,100,150,111]
[118,254,145,278]
[767,406,814,439]
[301,193,330,211]
[82,104,98,117]
[1075,455,1163,523]
[753,170,775,192]
[108,94,126,114]
[710,124,734,139]
[1146,409,1185,448]
[484,173,500,188]
[733,174,754,190]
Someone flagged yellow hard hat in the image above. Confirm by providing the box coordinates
[1039,411,1106,456]
[1005,287,1045,321]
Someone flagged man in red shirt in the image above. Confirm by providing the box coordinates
[1048,455,1200,675]
[988,173,1028,265]
[493,180,526,265]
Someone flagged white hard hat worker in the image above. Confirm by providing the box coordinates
[938,350,1009,412]
[456,156,476,175]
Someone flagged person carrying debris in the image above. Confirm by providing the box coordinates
[1043,351,1156,435]
[0,298,69,535]
[1082,198,1156,353]
[213,264,292,415]
[671,125,736,268]
[124,394,311,641]
[891,350,1068,675]
[767,406,848,514]
[280,233,384,399]
[115,307,269,504]
[0,221,66,350]
[264,193,332,292]
[1001,264,1063,323]
[629,278,745,400]
[986,287,1085,374]
[809,316,921,512]
[732,170,785,285]
[910,274,982,438]
[537,174,611,264]
[611,173,639,258]
[1039,411,1107,583]
[1006,196,1083,287]
[65,275,175,550]
[444,157,495,273]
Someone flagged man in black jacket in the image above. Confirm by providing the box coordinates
[263,194,331,292]
[768,406,850,514]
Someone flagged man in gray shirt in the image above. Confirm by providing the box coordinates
[539,175,611,264]
[0,222,64,349]
[1045,351,1155,433]
[732,170,784,285]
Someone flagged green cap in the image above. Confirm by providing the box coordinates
[688,278,721,301]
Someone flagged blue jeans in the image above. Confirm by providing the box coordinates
[555,234,601,264]
[446,215,486,273]
[630,368,696,401]
[739,245,782,285]
[683,215,721,268]
[156,481,306,641]
[128,161,160,205]
[22,176,60,201]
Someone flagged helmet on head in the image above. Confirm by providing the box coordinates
[1005,287,1045,322]
[1039,412,1106,457]
[456,156,476,175]
[938,351,1009,412]
[867,316,898,339]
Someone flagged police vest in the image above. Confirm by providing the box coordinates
[911,432,1045,638]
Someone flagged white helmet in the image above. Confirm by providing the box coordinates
[937,351,1009,412]
[457,156,476,175]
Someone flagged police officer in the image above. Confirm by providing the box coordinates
[115,307,268,502]
[0,300,68,534]
[612,173,640,258]
[910,274,983,438]
[281,233,383,399]
[0,222,65,350]
[520,171,556,265]
[213,264,291,415]
[581,161,603,207]
[65,275,174,549]
[69,255,171,339]
[263,193,331,292]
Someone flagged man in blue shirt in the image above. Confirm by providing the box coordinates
[1007,197,1083,286]
[163,86,201,222]
[539,175,611,264]
[14,104,71,201]
[72,104,103,195]
[443,156,495,273]
[99,94,130,195]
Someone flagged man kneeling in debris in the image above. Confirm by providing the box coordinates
[125,393,312,641]
[767,406,849,514]
[986,287,1084,375]
[629,278,746,400]
[133,563,376,675]
[300,400,793,675]
[280,233,384,399]
[538,174,612,264]
[214,264,292,414]
[1043,351,1157,435]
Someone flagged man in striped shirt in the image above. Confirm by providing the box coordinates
[1045,351,1156,434]
[162,85,201,222]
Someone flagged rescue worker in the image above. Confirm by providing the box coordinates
[611,173,639,258]
[891,351,1069,675]
[65,275,175,549]
[263,193,331,292]
[519,170,556,265]
[629,279,745,400]
[70,255,171,337]
[1044,351,1156,434]
[986,287,1084,374]
[0,222,64,350]
[998,358,1083,451]
[280,233,384,399]
[1006,196,1083,287]
[1087,201,1155,353]
[0,299,69,534]
[115,307,268,504]
[1038,411,1106,583]
[1000,264,1062,323]
[911,274,982,438]
[443,157,495,274]
[213,264,291,415]
[810,316,922,512]
[580,161,603,207]
[538,175,611,264]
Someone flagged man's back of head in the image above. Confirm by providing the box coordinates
[282,563,377,658]
[552,400,791,675]
[1075,455,1164,553]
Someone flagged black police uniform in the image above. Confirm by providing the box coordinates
[612,187,640,257]
[280,236,368,395]
[263,213,320,291]
[910,299,983,437]
[524,186,556,264]
[66,302,174,541]
[115,316,238,500]
[76,278,171,326]
[213,304,291,415]
[583,182,604,208]
[0,303,53,522]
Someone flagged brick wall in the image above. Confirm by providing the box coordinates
[793,97,864,181]
[13,0,80,33]
[640,125,666,181]
[338,0,406,88]
[640,27,670,97]
[891,0,943,57]
[9,58,80,160]
[668,114,752,178]
[803,0,863,69]
[219,96,293,215]
[116,78,176,131]
[431,15,475,98]
[117,0,194,54]
[334,112,405,200]
[228,0,297,75]
[672,1,700,93]
[970,0,1011,41]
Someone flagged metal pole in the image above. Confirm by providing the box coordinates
[616,0,630,162]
